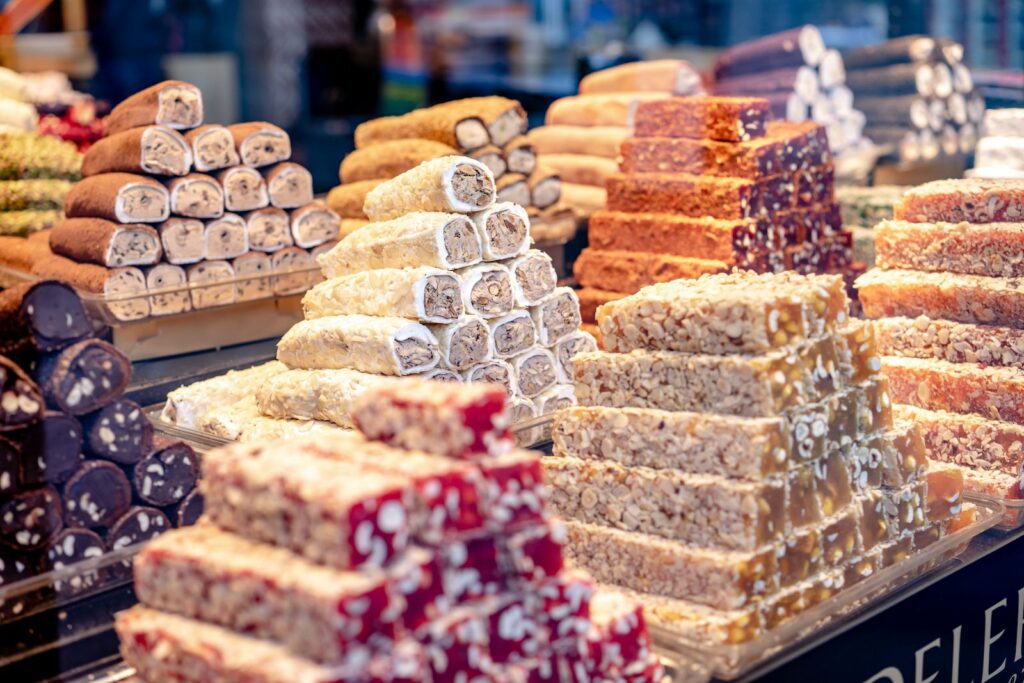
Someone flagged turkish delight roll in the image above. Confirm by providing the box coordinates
[270,246,315,295]
[105,80,203,135]
[232,252,273,302]
[0,281,91,355]
[256,367,394,428]
[0,356,43,431]
[545,93,669,127]
[503,135,535,175]
[894,178,1024,223]
[263,162,313,209]
[511,347,558,398]
[457,262,514,318]
[63,460,132,529]
[30,256,150,321]
[470,144,506,178]
[186,260,235,309]
[243,207,293,253]
[218,166,269,212]
[529,165,561,209]
[132,438,197,507]
[64,173,170,223]
[363,156,496,222]
[33,337,130,416]
[48,218,161,268]
[326,179,382,218]
[420,368,461,382]
[158,217,205,265]
[634,96,770,142]
[463,359,515,396]
[161,361,286,429]
[303,266,463,323]
[204,213,248,260]
[0,486,63,550]
[317,212,482,277]
[278,314,440,376]
[530,287,581,346]
[496,173,530,206]
[339,138,457,183]
[82,126,191,177]
[184,124,240,172]
[227,122,291,168]
[429,315,492,372]
[553,331,598,382]
[540,153,618,187]
[289,201,340,248]
[437,96,528,147]
[527,125,630,159]
[166,173,224,219]
[470,201,530,261]
[581,59,704,94]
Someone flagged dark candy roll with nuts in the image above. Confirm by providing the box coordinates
[0,436,19,496]
[0,486,63,550]
[0,355,45,430]
[20,411,84,486]
[34,339,130,416]
[81,399,153,465]
[174,488,204,527]
[63,461,132,529]
[106,506,172,580]
[132,437,198,507]
[0,549,36,587]
[0,281,92,355]
[40,527,105,595]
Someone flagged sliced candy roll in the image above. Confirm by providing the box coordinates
[227,121,291,168]
[64,173,170,224]
[263,162,314,209]
[49,218,162,267]
[82,126,191,177]
[184,124,240,172]
[217,166,269,212]
[204,213,248,260]
[105,80,203,135]
[157,217,205,265]
[166,173,224,219]
[145,263,192,316]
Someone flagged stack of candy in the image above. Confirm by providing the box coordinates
[0,131,80,237]
[117,380,666,682]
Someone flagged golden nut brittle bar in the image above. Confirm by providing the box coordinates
[873,316,1024,369]
[875,220,1024,278]
[620,135,786,179]
[573,247,730,294]
[612,585,766,645]
[837,320,882,384]
[880,421,928,487]
[893,178,1024,224]
[606,172,763,219]
[632,96,770,142]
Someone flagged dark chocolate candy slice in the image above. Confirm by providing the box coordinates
[0,549,36,587]
[19,411,84,486]
[174,488,203,527]
[40,528,106,595]
[0,355,44,430]
[0,281,92,355]
[107,506,170,551]
[132,438,197,507]
[0,436,20,496]
[62,461,132,529]
[34,339,130,416]
[82,399,153,464]
[0,486,63,550]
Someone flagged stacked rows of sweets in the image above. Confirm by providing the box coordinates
[836,185,907,266]
[117,380,669,682]
[328,97,576,245]
[161,156,594,443]
[574,96,857,329]
[16,80,340,323]
[857,178,1024,502]
[0,131,80,237]
[531,60,705,219]
[969,109,1024,179]
[0,281,200,619]
[547,271,974,645]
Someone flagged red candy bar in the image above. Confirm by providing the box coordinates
[387,547,448,632]
[479,451,547,530]
[587,590,654,677]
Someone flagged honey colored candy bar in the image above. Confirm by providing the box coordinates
[487,310,536,359]
[339,138,456,183]
[578,286,626,323]
[858,269,1024,327]
[217,166,269,212]
[184,124,240,172]
[606,172,761,219]
[820,505,862,568]
[545,455,785,550]
[925,462,964,523]
[158,217,205,265]
[619,585,765,645]
[621,135,782,178]
[243,207,292,253]
[883,355,1024,425]
[457,262,513,319]
[227,122,291,168]
[788,463,823,527]
[633,96,770,142]
[64,173,169,223]
[894,178,1024,223]
[303,266,463,323]
[289,202,339,249]
[256,367,395,428]
[530,286,581,346]
[574,247,729,294]
[364,156,495,222]
[875,220,1024,277]
[814,450,855,517]
[881,421,928,487]
[884,482,928,536]
[469,201,530,261]
[856,375,894,435]
[856,491,892,552]
[166,173,224,219]
[31,256,150,321]
[82,126,191,177]
[49,218,161,267]
[262,162,313,209]
[874,316,1024,369]
[204,213,248,260]
[934,462,1023,500]
[837,319,881,384]
[526,125,630,159]
[544,93,669,128]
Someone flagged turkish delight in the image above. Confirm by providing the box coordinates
[105,80,203,134]
[364,156,495,222]
[255,367,395,428]
[457,262,514,319]
[470,201,530,261]
[894,178,1024,223]
[184,124,239,172]
[304,267,463,323]
[64,173,170,223]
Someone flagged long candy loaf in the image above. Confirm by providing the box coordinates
[48,218,161,267]
[161,361,286,429]
[339,138,456,183]
[580,59,704,94]
[0,281,91,354]
[184,124,240,172]
[363,156,496,222]
[470,201,530,261]
[105,80,203,135]
[326,179,382,219]
[526,125,630,158]
[64,173,170,224]
[874,220,1024,277]
[317,212,482,277]
[874,316,1024,369]
[429,315,492,372]
[166,173,224,219]
[82,126,192,177]
[204,213,248,260]
[303,267,463,323]
[431,96,528,147]
[289,202,339,248]
[261,162,313,209]
[227,122,291,168]
[538,153,617,188]
[457,262,513,318]
[218,166,269,212]
[31,256,150,321]
[894,178,1024,223]
[857,269,1024,326]
[355,97,524,151]
[545,93,669,127]
[633,96,770,142]
[256,367,395,428]
[158,217,205,264]
[606,172,762,219]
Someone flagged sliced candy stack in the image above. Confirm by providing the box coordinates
[28,80,339,322]
[0,131,80,237]
[117,379,665,682]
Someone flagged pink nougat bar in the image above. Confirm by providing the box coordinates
[351,379,514,459]
[200,439,413,569]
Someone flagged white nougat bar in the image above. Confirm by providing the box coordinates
[303,267,464,323]
[256,367,397,428]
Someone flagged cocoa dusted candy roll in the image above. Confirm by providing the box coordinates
[20,411,84,486]
[31,256,150,322]
[232,252,273,302]
[64,173,170,224]
[503,135,536,175]
[428,315,493,372]
[49,218,162,267]
[289,202,340,249]
[529,165,561,209]
[339,138,457,183]
[186,260,236,309]
[471,144,507,178]
[158,217,205,265]
[0,281,92,354]
[132,437,198,507]
[227,122,291,168]
[81,399,153,465]
[40,528,106,595]
[166,173,224,219]
[105,80,203,135]
[243,207,293,253]
[0,486,63,550]
[363,155,496,222]
[82,126,192,178]
[270,246,316,296]
[204,213,249,260]
[470,202,530,261]
[184,124,240,172]
[218,166,269,212]
[496,173,530,206]
[145,264,192,316]
[263,162,314,209]
[0,355,44,430]
[63,461,132,529]
[35,338,131,415]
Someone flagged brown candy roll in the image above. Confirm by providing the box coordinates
[145,263,192,316]
[217,166,269,212]
[0,355,44,430]
[39,527,106,595]
[270,246,315,296]
[49,218,162,267]
[20,411,84,485]
[81,126,192,178]
[204,213,249,260]
[0,281,91,354]
[497,173,530,206]
[0,235,51,271]
[227,122,291,168]
[175,489,204,527]
[231,252,272,302]
[433,96,528,147]
[243,207,293,253]
[529,166,561,209]
[289,202,340,249]
[105,80,203,135]
[64,173,170,224]
[34,338,131,415]
[0,436,20,496]
[81,399,153,465]
[132,437,198,507]
[158,217,205,265]
[187,260,236,309]
[0,486,63,550]
[184,124,240,172]
[471,144,508,179]
[503,136,536,175]
[165,173,224,219]
[339,138,457,184]
[108,506,171,551]
[263,162,314,209]
[32,256,150,322]
[63,461,132,529]
[325,179,382,219]
[356,97,525,151]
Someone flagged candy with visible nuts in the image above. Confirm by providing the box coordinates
[34,338,130,415]
[105,80,203,135]
[429,315,492,373]
[63,460,132,529]
[227,122,291,168]
[157,217,205,265]
[363,156,496,222]
[184,124,240,172]
[81,398,152,465]
[64,173,170,224]
[49,218,162,268]
[303,267,463,324]
[166,173,224,219]
[82,126,191,177]
[457,262,514,319]
[0,486,63,550]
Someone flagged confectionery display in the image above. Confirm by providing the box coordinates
[118,379,665,682]
[836,185,908,266]
[969,109,1024,178]
[575,95,857,327]
[0,132,81,237]
[857,178,1024,502]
